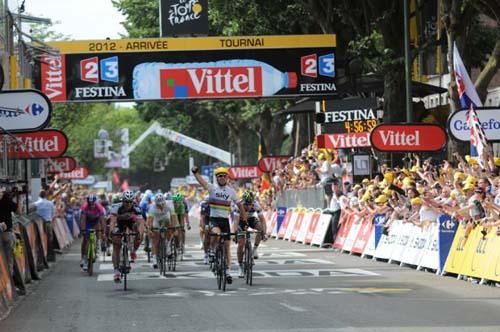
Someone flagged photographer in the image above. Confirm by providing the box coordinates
[0,185,22,288]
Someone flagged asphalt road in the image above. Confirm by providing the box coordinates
[2,230,500,332]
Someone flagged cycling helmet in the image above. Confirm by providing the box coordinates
[122,190,135,202]
[242,191,255,204]
[87,194,97,203]
[214,167,229,176]
[172,193,184,203]
[164,192,172,200]
[154,193,165,204]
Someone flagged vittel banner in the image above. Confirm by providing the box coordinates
[316,133,371,149]
[228,165,262,179]
[448,107,500,142]
[47,157,77,173]
[3,130,68,159]
[35,35,336,102]
[59,167,89,180]
[370,124,446,152]
[258,156,291,172]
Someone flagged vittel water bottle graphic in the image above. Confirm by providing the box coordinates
[132,59,297,100]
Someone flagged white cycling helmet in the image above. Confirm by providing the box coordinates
[122,190,135,202]
[154,193,165,203]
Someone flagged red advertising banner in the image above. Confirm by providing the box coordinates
[47,157,77,173]
[4,130,68,159]
[257,155,290,172]
[40,55,67,102]
[370,124,446,152]
[58,167,89,180]
[228,165,262,179]
[316,132,371,149]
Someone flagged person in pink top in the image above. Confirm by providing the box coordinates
[79,194,105,272]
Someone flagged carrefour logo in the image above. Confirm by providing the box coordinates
[0,103,44,118]
[80,56,119,83]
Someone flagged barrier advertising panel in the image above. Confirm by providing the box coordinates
[37,35,336,102]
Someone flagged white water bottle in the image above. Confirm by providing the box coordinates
[132,59,297,100]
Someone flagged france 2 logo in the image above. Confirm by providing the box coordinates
[301,53,335,78]
[80,56,119,83]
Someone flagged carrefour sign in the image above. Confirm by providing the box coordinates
[448,108,500,142]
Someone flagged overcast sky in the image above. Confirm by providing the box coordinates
[16,0,127,40]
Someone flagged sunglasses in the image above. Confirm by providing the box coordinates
[217,174,227,178]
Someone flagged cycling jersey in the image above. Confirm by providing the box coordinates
[81,202,105,223]
[233,200,264,218]
[147,202,172,228]
[111,202,143,232]
[207,183,238,219]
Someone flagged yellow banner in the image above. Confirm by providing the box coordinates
[45,34,336,54]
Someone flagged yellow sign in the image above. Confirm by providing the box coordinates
[45,34,336,54]
[443,223,468,275]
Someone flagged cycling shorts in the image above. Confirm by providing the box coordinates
[210,217,231,240]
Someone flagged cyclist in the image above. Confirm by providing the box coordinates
[147,193,178,269]
[109,190,144,283]
[172,193,191,251]
[79,194,106,271]
[199,196,210,264]
[191,166,246,284]
[233,191,267,278]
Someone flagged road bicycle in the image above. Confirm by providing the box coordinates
[238,229,263,285]
[210,232,236,292]
[117,231,138,291]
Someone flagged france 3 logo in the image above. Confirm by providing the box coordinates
[300,53,335,78]
[80,56,119,83]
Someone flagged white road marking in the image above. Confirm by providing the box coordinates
[279,302,307,312]
[99,258,333,271]
[96,268,378,281]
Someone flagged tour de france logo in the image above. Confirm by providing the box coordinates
[168,0,204,26]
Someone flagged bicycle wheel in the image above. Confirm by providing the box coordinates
[159,236,165,276]
[171,240,177,272]
[87,237,95,277]
[245,241,251,285]
[222,244,227,292]
[216,246,222,290]
[247,242,254,286]
[145,234,151,263]
[122,244,128,291]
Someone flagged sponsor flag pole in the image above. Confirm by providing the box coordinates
[466,105,490,169]
[453,42,483,158]
[258,129,270,192]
